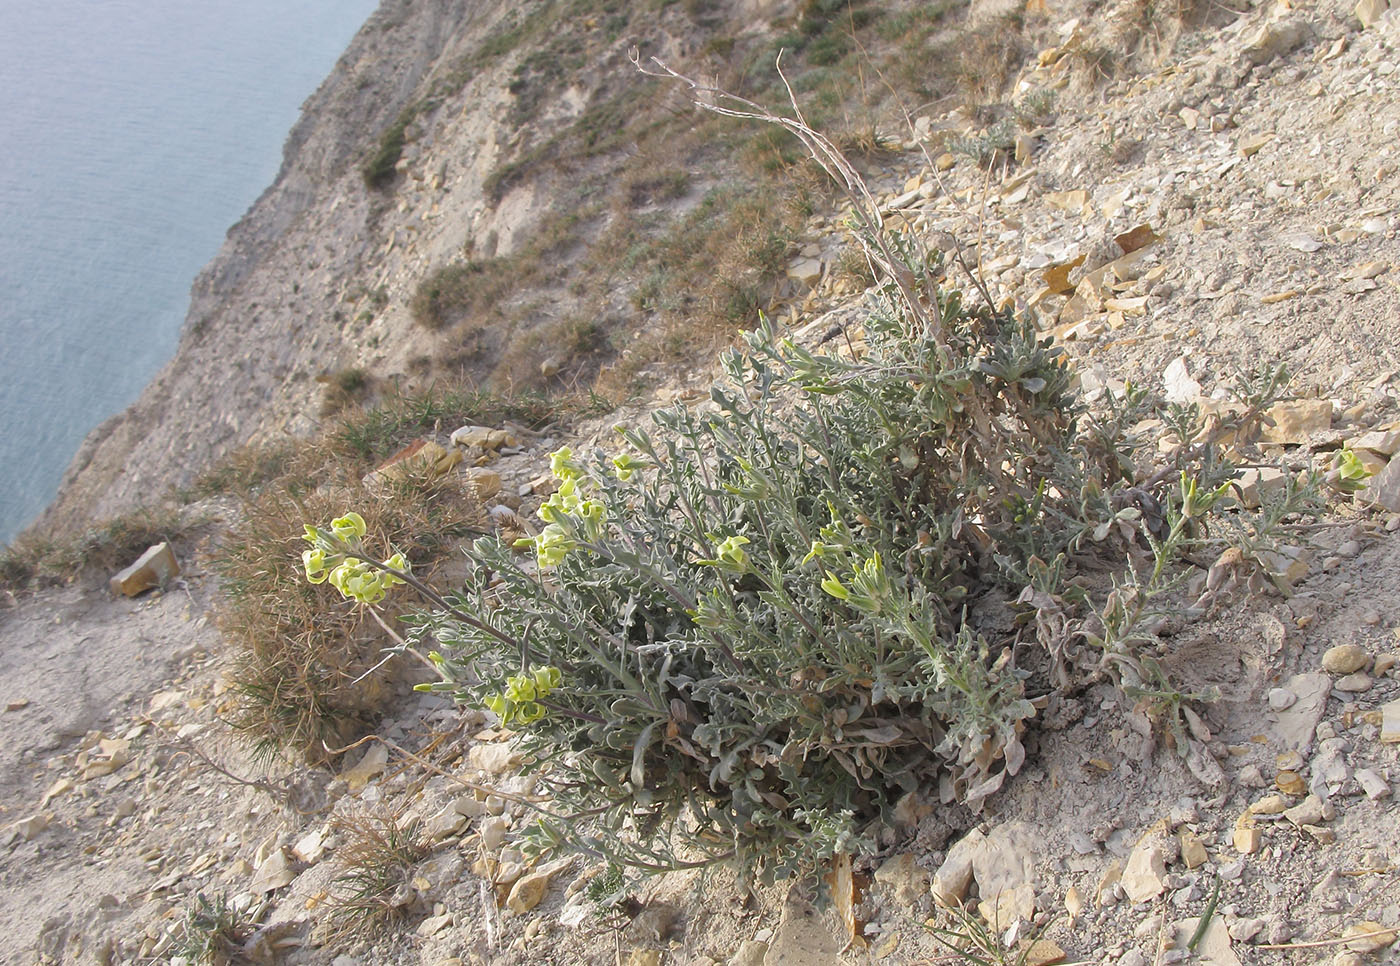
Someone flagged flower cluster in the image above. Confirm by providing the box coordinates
[301,511,410,604]
[517,447,609,568]
[484,665,562,726]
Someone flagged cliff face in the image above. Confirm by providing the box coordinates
[35,0,523,534]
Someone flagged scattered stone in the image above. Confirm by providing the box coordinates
[1179,831,1208,869]
[1233,814,1261,855]
[109,543,180,597]
[1355,0,1392,28]
[977,883,1036,925]
[728,940,768,966]
[874,853,928,908]
[1323,644,1369,675]
[1097,859,1124,906]
[291,828,327,864]
[1363,457,1400,512]
[1121,842,1168,903]
[462,466,502,500]
[1268,688,1298,711]
[1173,914,1242,966]
[1379,699,1400,743]
[425,804,467,842]
[1242,18,1310,64]
[362,439,462,489]
[1229,917,1265,942]
[1275,673,1332,754]
[787,258,824,289]
[1356,769,1391,800]
[622,952,663,966]
[1164,357,1203,404]
[506,869,554,914]
[451,425,511,450]
[1336,672,1372,692]
[1343,921,1397,953]
[480,816,509,851]
[418,913,453,937]
[4,698,30,712]
[972,822,1038,901]
[1064,885,1085,919]
[469,741,523,776]
[340,743,388,792]
[249,848,297,894]
[1263,400,1332,444]
[1277,771,1307,796]
[41,778,74,807]
[931,828,984,905]
[764,888,844,965]
[1283,795,1327,827]
[1239,133,1273,157]
[2,812,52,845]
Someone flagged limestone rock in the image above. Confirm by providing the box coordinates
[1172,914,1242,966]
[506,869,554,914]
[874,852,928,908]
[2,812,52,845]
[249,848,297,894]
[468,741,522,777]
[1323,644,1369,674]
[972,822,1038,901]
[362,439,462,489]
[728,940,767,966]
[463,466,502,500]
[977,883,1035,925]
[1262,400,1331,444]
[1179,831,1208,869]
[787,258,824,289]
[340,743,388,792]
[1379,698,1400,743]
[931,828,984,905]
[1356,769,1392,800]
[763,889,844,965]
[451,425,510,450]
[1242,19,1311,64]
[109,543,180,597]
[1274,673,1331,754]
[1362,455,1400,512]
[1355,0,1392,27]
[1121,843,1167,903]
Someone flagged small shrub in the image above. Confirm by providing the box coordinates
[218,471,482,762]
[403,75,1316,884]
[362,108,415,190]
[167,892,253,966]
[410,261,501,331]
[324,808,430,942]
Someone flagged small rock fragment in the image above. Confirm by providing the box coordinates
[1323,644,1369,675]
[1233,814,1261,855]
[1355,0,1392,28]
[1283,794,1326,827]
[1356,769,1392,800]
[931,828,984,905]
[1268,688,1298,711]
[340,743,388,792]
[506,870,554,914]
[468,741,523,777]
[1179,831,1208,869]
[109,543,180,597]
[1122,843,1168,903]
[249,848,297,894]
[1342,921,1397,953]
[874,853,928,908]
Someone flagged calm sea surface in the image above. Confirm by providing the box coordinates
[0,0,380,544]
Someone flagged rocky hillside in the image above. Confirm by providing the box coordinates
[7,0,1400,963]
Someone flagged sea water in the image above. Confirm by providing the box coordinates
[0,0,380,545]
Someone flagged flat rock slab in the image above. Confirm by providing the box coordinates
[1273,672,1331,755]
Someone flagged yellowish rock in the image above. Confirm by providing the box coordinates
[1179,831,1208,869]
[1064,885,1085,918]
[1261,400,1332,444]
[506,870,553,914]
[1343,921,1397,952]
[1233,815,1261,855]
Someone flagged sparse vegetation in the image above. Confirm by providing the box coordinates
[167,892,254,966]
[324,808,431,942]
[217,466,482,762]
[395,80,1317,887]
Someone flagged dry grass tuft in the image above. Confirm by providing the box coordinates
[216,466,482,764]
